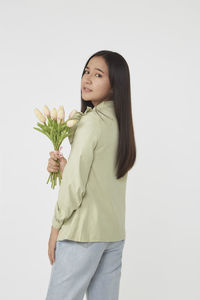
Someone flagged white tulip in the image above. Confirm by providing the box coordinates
[34,108,46,123]
[69,109,78,119]
[57,106,65,124]
[51,108,57,120]
[66,119,78,128]
[43,105,50,117]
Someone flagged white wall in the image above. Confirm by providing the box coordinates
[0,0,199,299]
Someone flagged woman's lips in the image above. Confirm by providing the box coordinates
[83,87,92,92]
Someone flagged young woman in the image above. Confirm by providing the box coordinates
[45,50,136,300]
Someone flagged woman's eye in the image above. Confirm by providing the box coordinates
[84,70,102,77]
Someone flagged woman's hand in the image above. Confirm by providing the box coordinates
[48,226,60,265]
[47,151,67,178]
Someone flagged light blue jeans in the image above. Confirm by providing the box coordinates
[45,239,125,300]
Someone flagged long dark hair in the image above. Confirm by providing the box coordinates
[80,50,136,179]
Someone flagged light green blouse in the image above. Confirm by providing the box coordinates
[52,100,128,242]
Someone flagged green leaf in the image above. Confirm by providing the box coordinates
[37,122,46,129]
[33,127,51,139]
[47,115,53,126]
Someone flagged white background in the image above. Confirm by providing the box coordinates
[0,0,200,299]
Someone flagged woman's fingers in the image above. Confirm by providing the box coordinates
[48,158,59,167]
[49,151,60,160]
[47,154,60,173]
[47,151,67,173]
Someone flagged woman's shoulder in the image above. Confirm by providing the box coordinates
[78,111,101,137]
[69,110,101,145]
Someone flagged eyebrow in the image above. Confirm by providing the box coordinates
[85,66,104,74]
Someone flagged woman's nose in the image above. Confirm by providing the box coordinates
[85,77,92,84]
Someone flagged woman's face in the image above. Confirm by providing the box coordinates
[81,56,113,106]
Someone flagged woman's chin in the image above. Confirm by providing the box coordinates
[82,95,93,101]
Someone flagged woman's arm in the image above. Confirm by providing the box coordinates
[51,117,100,230]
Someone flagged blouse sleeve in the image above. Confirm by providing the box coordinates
[52,117,100,230]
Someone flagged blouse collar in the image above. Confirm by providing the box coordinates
[92,100,114,111]
[84,100,114,114]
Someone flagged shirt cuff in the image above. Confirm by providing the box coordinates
[52,216,63,230]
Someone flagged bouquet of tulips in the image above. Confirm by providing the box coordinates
[33,105,80,189]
